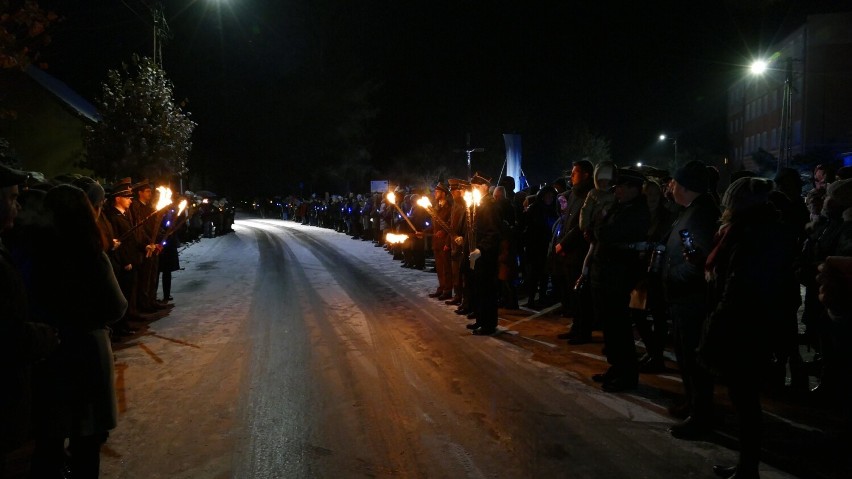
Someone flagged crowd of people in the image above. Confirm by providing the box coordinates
[3,158,852,478]
[0,165,234,478]
[272,160,852,479]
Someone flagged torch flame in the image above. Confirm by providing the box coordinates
[387,192,396,204]
[416,196,432,208]
[386,233,409,244]
[177,199,188,216]
[463,191,473,207]
[472,188,482,206]
[155,187,173,211]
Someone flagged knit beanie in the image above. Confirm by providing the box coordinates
[673,160,709,193]
[827,178,852,210]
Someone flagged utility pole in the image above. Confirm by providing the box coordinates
[779,56,794,171]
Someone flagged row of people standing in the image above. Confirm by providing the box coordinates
[0,165,189,478]
[1,165,127,478]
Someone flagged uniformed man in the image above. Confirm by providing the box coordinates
[447,179,469,308]
[130,180,165,314]
[428,182,454,300]
[467,172,504,335]
[104,179,144,335]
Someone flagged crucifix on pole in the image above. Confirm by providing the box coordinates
[454,133,484,181]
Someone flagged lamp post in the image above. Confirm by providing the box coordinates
[659,134,678,166]
[750,55,799,172]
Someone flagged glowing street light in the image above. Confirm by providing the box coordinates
[659,134,678,166]
[750,55,796,170]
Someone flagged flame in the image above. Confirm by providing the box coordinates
[155,187,173,211]
[463,191,473,207]
[416,196,432,208]
[387,192,396,204]
[176,199,188,216]
[386,233,409,244]
[472,188,482,206]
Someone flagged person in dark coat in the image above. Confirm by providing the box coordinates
[467,173,504,335]
[549,159,593,325]
[158,204,183,304]
[27,185,128,478]
[1,164,58,473]
[447,179,469,309]
[103,179,144,336]
[522,185,559,308]
[662,160,721,437]
[698,177,796,479]
[590,168,651,392]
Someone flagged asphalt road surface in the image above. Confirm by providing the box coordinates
[99,217,817,478]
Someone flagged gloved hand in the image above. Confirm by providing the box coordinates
[454,235,464,246]
[469,248,481,270]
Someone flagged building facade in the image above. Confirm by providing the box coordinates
[727,12,852,176]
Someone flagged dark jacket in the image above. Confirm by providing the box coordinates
[698,205,797,377]
[1,242,57,451]
[662,193,720,303]
[590,194,651,290]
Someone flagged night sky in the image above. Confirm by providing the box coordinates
[35,0,847,197]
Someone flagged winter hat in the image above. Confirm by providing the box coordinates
[826,178,852,210]
[721,177,773,213]
[71,176,106,207]
[0,163,28,188]
[673,160,709,193]
[594,161,615,181]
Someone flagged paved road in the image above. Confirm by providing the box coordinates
[100,218,837,478]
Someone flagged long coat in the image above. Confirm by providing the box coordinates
[0,242,57,451]
[698,205,797,378]
[31,251,127,437]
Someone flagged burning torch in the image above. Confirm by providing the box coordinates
[386,191,418,233]
[415,196,452,235]
[119,186,174,242]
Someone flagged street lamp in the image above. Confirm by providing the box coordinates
[659,134,678,166]
[749,55,798,171]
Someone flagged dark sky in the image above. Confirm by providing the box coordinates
[36,0,848,196]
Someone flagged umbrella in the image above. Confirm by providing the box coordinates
[194,190,217,198]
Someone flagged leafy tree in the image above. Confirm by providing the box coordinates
[0,0,57,71]
[1,0,57,156]
[83,55,195,181]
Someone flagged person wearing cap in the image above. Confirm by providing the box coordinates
[1,164,59,468]
[661,160,722,437]
[589,167,650,392]
[446,179,469,308]
[697,177,794,479]
[467,172,503,335]
[130,180,166,314]
[427,182,454,300]
[103,179,145,336]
